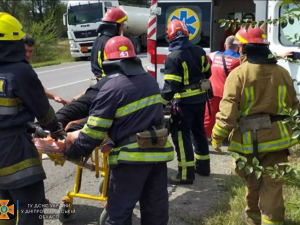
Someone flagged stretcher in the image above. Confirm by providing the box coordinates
[34,135,110,225]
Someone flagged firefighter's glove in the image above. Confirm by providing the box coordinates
[50,122,67,141]
[25,122,47,138]
[64,145,81,161]
[211,137,223,153]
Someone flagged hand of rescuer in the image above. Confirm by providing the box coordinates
[211,136,223,153]
[64,144,81,161]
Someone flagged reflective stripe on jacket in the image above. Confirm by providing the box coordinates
[212,60,299,154]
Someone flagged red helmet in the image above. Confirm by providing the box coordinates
[167,19,189,42]
[102,7,127,24]
[233,26,268,45]
[104,36,136,60]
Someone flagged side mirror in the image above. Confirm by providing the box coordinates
[63,13,67,26]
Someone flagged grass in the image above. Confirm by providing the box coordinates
[30,38,75,66]
[197,150,300,225]
[32,60,61,68]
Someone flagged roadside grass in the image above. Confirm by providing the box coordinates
[189,149,300,225]
[30,38,75,66]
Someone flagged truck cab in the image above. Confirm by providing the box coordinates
[147,0,300,94]
[63,1,118,59]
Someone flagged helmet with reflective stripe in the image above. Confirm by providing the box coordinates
[167,19,189,42]
[102,7,127,24]
[0,13,25,41]
[233,26,268,45]
[104,36,136,60]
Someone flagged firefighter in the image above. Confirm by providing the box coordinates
[71,7,128,102]
[23,34,69,106]
[161,19,212,185]
[204,35,240,142]
[211,26,299,225]
[64,36,174,225]
[0,13,66,224]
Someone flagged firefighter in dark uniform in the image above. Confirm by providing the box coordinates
[161,19,211,185]
[57,7,128,129]
[0,13,66,225]
[90,7,127,80]
[64,36,174,225]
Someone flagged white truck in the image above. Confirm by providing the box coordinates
[63,0,150,60]
[147,0,300,94]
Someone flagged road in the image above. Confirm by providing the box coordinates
[34,54,231,225]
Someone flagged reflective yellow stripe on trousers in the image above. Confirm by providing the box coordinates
[262,218,283,225]
[178,131,188,180]
[240,86,254,145]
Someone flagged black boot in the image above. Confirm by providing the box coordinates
[195,159,210,176]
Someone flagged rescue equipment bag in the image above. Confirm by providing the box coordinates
[136,126,169,148]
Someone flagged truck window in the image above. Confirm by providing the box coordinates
[157,2,211,48]
[279,3,300,46]
[68,3,103,25]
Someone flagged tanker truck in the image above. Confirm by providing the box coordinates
[63,0,149,60]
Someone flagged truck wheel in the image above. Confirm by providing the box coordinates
[99,209,108,225]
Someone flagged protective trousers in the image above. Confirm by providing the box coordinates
[171,102,210,180]
[105,163,169,225]
[0,181,45,225]
[235,150,288,225]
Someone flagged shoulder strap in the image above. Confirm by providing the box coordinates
[222,52,229,77]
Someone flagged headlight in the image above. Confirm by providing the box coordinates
[70,42,76,48]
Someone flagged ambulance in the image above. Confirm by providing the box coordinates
[147,0,300,94]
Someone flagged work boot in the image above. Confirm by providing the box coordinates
[195,159,210,176]
[242,211,261,225]
[168,173,194,185]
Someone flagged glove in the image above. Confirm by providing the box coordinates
[50,122,67,141]
[211,137,223,153]
[25,122,47,138]
[64,144,81,161]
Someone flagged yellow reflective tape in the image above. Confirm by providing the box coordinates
[182,62,189,85]
[0,79,4,92]
[116,15,127,23]
[278,85,287,114]
[87,116,113,128]
[236,33,248,44]
[0,158,40,177]
[174,89,205,98]
[194,154,210,160]
[229,137,298,154]
[81,124,107,140]
[178,131,187,180]
[262,218,283,225]
[98,50,105,76]
[0,97,22,107]
[108,155,119,165]
[164,74,182,82]
[212,124,229,139]
[242,131,252,144]
[117,151,174,162]
[201,56,210,73]
[178,161,195,167]
[115,94,162,118]
[241,86,254,116]
[161,96,170,106]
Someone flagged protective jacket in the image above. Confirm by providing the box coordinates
[71,57,174,168]
[208,49,240,98]
[91,22,119,78]
[212,45,299,154]
[56,76,110,130]
[0,40,60,189]
[161,37,211,105]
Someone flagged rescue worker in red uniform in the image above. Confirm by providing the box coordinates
[72,7,128,102]
[161,19,211,184]
[212,26,299,225]
[204,35,240,142]
[0,13,66,225]
[64,36,174,225]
